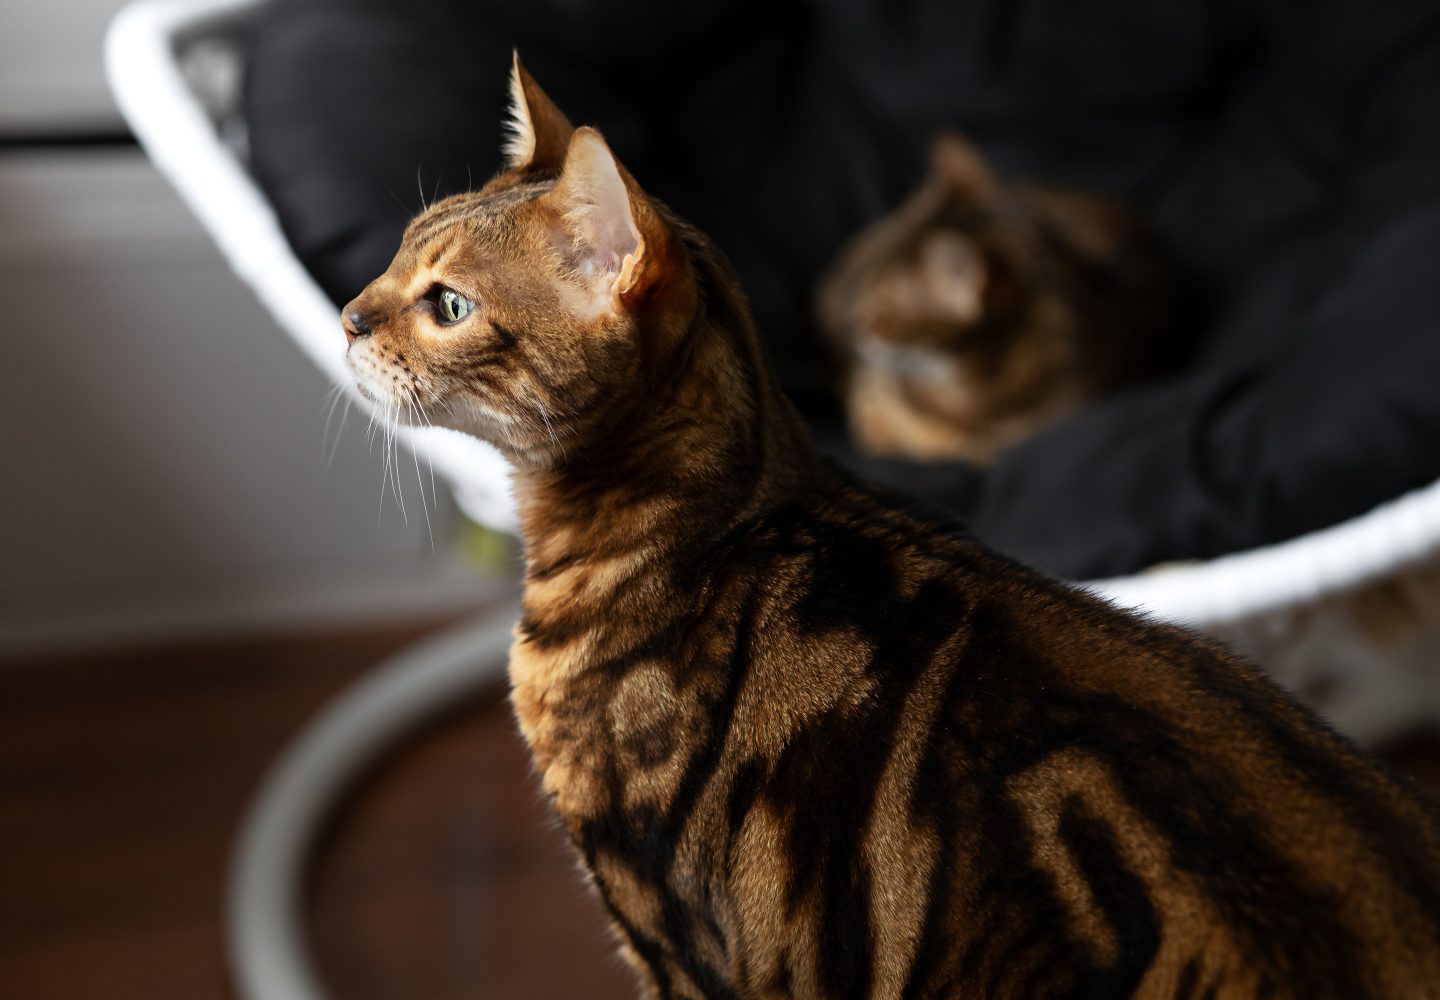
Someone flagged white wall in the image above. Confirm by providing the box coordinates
[0,2,512,657]
[0,0,130,133]
[0,150,507,657]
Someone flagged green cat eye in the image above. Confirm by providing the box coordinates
[437,288,473,324]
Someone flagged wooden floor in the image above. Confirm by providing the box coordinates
[1,619,1438,999]
[0,618,633,1000]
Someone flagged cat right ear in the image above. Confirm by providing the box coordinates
[503,53,575,173]
[547,127,649,307]
[930,133,999,197]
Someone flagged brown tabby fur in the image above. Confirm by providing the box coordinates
[341,59,1440,999]
[817,134,1174,463]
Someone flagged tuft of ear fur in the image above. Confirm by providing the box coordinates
[503,53,575,173]
[930,132,999,198]
[549,127,647,301]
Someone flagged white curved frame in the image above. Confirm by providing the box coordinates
[104,0,517,533]
[1088,476,1440,627]
[106,9,519,998]
[105,0,1440,630]
[105,2,1440,997]
[226,607,516,1000]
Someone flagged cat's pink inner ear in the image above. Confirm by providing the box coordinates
[551,128,644,293]
[504,53,575,172]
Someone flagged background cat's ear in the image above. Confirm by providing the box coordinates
[548,127,660,305]
[503,54,575,173]
[930,133,999,198]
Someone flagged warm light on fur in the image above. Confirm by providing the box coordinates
[340,62,1440,1000]
[502,53,537,169]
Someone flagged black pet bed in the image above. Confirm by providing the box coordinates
[245,0,1440,580]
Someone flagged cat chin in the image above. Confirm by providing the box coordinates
[346,374,430,430]
[856,336,958,383]
[349,378,379,405]
[345,349,402,408]
[349,375,406,414]
[429,395,575,469]
[430,393,520,442]
[348,383,526,460]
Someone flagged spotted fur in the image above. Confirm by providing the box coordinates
[816,134,1176,464]
[341,59,1440,999]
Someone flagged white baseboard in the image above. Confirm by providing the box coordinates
[0,563,519,662]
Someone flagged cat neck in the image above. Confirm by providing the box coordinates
[510,236,814,594]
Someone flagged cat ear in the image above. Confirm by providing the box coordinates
[503,53,575,173]
[930,133,999,197]
[548,127,651,303]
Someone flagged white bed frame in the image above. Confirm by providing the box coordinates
[105,2,1440,997]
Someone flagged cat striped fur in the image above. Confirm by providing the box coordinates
[339,58,1440,998]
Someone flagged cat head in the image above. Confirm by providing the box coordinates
[341,57,690,468]
[816,133,1027,359]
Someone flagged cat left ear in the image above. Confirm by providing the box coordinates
[503,53,575,173]
[930,132,999,198]
[548,127,653,304]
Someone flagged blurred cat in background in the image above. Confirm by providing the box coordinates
[817,134,1176,463]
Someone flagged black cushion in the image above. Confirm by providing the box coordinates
[245,0,1440,578]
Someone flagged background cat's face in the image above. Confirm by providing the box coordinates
[817,134,1027,364]
[816,133,1174,462]
[341,61,678,469]
[851,228,1003,353]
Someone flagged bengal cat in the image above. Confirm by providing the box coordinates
[340,58,1440,999]
[816,133,1174,464]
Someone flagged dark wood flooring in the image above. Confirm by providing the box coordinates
[0,618,632,1000]
[1,619,1437,999]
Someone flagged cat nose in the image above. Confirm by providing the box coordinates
[342,308,373,343]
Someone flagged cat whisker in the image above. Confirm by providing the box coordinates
[320,383,352,471]
[375,395,403,524]
[325,394,355,472]
[364,388,382,451]
[524,383,565,458]
[375,395,390,520]
[387,396,409,525]
[412,395,440,505]
[405,397,436,551]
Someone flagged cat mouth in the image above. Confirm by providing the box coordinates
[345,351,395,407]
[350,376,390,409]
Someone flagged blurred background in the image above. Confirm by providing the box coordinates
[0,0,495,671]
[4,0,1440,998]
[0,2,598,997]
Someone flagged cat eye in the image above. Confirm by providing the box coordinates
[436,288,473,324]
